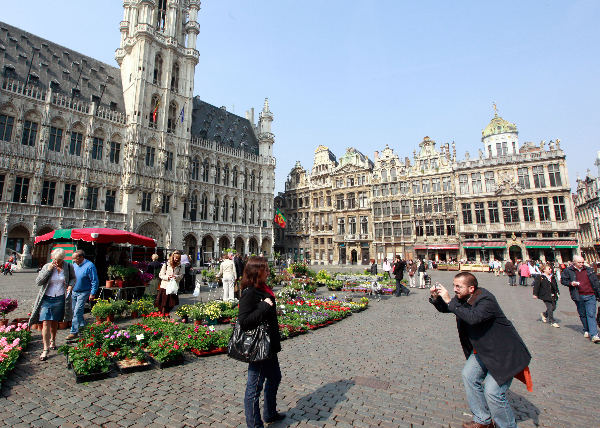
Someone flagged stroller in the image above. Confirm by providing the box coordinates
[423,273,432,288]
[369,280,383,301]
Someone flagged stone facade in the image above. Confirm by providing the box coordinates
[276,111,578,265]
[0,1,275,266]
[573,152,600,262]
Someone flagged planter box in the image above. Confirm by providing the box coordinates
[189,347,227,357]
[116,357,152,374]
[148,354,185,369]
[73,369,111,383]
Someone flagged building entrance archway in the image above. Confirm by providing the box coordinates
[509,245,522,262]
[248,237,258,255]
[234,237,244,255]
[184,235,198,266]
[32,226,54,267]
[351,249,358,265]
[219,236,230,256]
[201,235,215,265]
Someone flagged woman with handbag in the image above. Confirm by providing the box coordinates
[29,248,75,361]
[155,250,183,315]
[533,263,560,328]
[238,256,285,427]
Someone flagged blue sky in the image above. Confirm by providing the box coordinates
[4,1,599,193]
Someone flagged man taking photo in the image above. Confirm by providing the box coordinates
[430,272,531,428]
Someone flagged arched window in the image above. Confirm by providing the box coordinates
[215,161,221,184]
[390,167,397,181]
[202,158,209,182]
[201,193,208,220]
[21,111,40,147]
[242,200,248,224]
[171,62,179,92]
[191,157,200,180]
[167,101,177,133]
[243,169,248,190]
[153,54,163,85]
[213,196,220,221]
[190,194,198,221]
[149,94,160,128]
[222,196,229,222]
[381,169,388,182]
[232,167,238,187]
[231,199,238,223]
[250,170,256,191]
[223,164,229,186]
[250,201,255,224]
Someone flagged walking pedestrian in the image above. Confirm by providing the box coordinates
[532,264,560,328]
[234,253,245,299]
[560,255,600,343]
[430,272,531,428]
[518,261,530,286]
[382,258,392,279]
[370,259,378,275]
[238,256,285,427]
[219,252,237,302]
[29,248,75,360]
[418,258,427,289]
[155,251,183,315]
[66,250,98,340]
[504,259,516,286]
[145,254,163,297]
[407,259,417,288]
[393,255,409,296]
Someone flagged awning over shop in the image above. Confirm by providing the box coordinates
[414,244,459,250]
[463,241,506,249]
[524,240,578,249]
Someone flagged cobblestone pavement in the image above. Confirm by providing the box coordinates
[1,270,599,427]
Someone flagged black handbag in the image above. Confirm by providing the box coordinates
[227,320,271,363]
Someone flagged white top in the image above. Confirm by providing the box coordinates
[383,261,392,272]
[219,259,237,280]
[45,269,65,297]
[180,254,191,266]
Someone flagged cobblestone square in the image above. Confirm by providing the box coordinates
[1,269,599,427]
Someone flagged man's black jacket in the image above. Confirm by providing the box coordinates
[560,265,600,301]
[238,286,281,355]
[430,287,531,386]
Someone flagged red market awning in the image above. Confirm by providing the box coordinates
[524,240,578,249]
[463,241,506,249]
[414,244,459,250]
[34,228,156,247]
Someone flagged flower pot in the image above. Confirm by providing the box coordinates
[95,317,105,324]
[0,319,8,327]
[180,316,188,323]
[106,280,115,288]
[131,311,139,319]
[107,314,115,322]
[194,319,203,326]
[115,280,124,288]
[9,317,29,327]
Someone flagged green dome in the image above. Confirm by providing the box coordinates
[482,114,518,139]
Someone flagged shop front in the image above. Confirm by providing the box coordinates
[462,241,507,262]
[414,244,459,262]
[523,240,578,263]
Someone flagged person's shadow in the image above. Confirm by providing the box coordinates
[273,379,355,426]
[508,390,540,426]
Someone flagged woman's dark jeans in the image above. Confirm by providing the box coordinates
[245,355,281,428]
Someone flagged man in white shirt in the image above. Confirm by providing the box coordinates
[219,253,237,301]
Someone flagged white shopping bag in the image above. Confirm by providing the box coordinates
[192,283,201,297]
[165,278,179,295]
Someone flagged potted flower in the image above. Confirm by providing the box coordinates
[106,265,120,288]
[205,271,218,288]
[0,299,18,326]
[90,299,113,323]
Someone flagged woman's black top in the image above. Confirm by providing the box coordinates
[533,275,559,302]
[238,286,281,355]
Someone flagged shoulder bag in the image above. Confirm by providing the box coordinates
[227,320,271,363]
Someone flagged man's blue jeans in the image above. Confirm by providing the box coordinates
[462,353,517,428]
[244,355,281,428]
[576,294,598,337]
[70,291,90,334]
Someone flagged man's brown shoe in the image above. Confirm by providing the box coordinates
[462,421,494,428]
[66,333,78,340]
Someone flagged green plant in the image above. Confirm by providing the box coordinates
[90,300,113,319]
[129,299,155,316]
[147,338,183,363]
[111,300,129,317]
[205,271,217,282]
[200,269,208,279]
[107,265,123,280]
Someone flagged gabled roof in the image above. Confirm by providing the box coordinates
[190,96,259,154]
[0,21,125,112]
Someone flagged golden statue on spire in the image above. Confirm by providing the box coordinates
[493,102,498,116]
